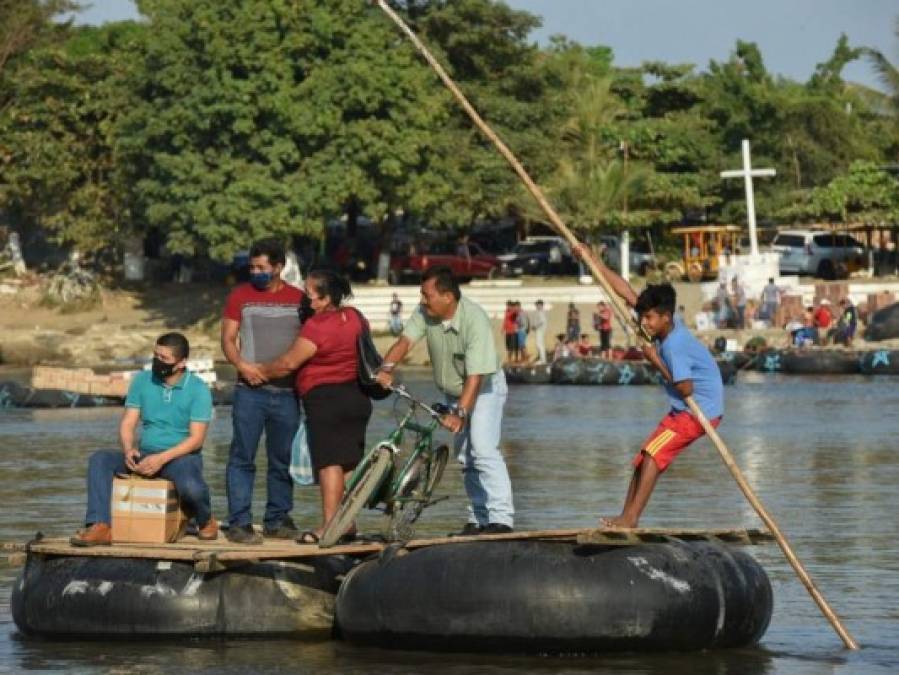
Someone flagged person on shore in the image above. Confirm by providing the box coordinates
[566,303,581,342]
[594,301,613,359]
[715,281,731,329]
[532,300,548,364]
[377,266,514,535]
[761,278,780,322]
[502,300,518,364]
[221,238,303,544]
[732,277,747,330]
[515,301,530,363]
[574,245,724,528]
[71,333,216,546]
[829,298,858,347]
[813,299,834,345]
[552,333,570,361]
[388,293,404,336]
[253,269,372,544]
[577,334,593,357]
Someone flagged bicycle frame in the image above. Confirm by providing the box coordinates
[343,390,442,511]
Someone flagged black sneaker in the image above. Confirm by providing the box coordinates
[482,523,514,535]
[225,524,263,545]
[263,516,300,539]
[448,523,483,537]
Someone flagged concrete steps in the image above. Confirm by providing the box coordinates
[348,281,611,330]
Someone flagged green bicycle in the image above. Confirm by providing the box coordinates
[319,385,451,548]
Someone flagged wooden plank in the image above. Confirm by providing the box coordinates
[576,527,774,546]
[14,527,772,567]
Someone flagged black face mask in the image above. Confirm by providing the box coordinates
[298,295,313,323]
[152,357,178,379]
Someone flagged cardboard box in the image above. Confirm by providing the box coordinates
[111,475,186,544]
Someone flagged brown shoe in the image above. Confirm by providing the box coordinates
[198,517,219,541]
[70,523,111,547]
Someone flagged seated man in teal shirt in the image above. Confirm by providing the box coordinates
[71,332,217,546]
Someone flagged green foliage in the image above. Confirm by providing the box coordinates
[0,22,140,253]
[0,2,896,266]
[784,161,899,223]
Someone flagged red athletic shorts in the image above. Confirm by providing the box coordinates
[633,410,722,472]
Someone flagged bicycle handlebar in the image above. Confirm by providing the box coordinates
[390,384,447,420]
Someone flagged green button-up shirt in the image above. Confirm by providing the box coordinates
[403,296,501,397]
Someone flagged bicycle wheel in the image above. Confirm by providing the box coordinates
[424,444,449,495]
[385,444,451,540]
[320,446,393,548]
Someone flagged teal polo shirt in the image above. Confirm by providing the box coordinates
[124,370,213,454]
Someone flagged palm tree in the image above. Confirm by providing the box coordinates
[863,18,899,149]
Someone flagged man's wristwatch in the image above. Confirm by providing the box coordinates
[379,362,396,373]
[453,405,468,420]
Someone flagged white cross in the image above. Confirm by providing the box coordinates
[720,139,776,259]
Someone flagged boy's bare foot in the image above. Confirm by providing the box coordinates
[599,515,638,529]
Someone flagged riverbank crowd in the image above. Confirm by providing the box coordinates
[71,238,733,546]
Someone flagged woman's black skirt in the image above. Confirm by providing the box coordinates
[303,381,373,471]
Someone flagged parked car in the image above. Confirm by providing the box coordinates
[864,302,899,342]
[599,235,657,276]
[772,230,866,279]
[389,241,499,285]
[496,237,579,277]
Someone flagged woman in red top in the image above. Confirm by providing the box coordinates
[258,269,372,543]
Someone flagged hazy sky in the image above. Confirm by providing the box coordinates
[75,0,897,90]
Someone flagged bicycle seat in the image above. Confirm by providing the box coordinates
[431,403,451,416]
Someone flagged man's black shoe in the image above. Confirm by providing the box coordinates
[225,524,263,545]
[448,523,482,537]
[263,516,300,539]
[482,523,514,535]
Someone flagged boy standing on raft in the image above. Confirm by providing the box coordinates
[574,245,724,528]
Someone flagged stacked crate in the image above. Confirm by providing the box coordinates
[774,294,806,328]
[31,367,133,397]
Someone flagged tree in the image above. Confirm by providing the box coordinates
[863,17,899,156]
[0,0,79,76]
[0,22,143,255]
[783,161,899,224]
[120,0,452,264]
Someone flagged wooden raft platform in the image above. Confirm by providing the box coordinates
[3,527,774,572]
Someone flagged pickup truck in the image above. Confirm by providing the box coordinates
[389,242,499,285]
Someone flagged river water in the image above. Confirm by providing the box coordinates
[1,370,898,673]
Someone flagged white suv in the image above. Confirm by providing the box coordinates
[772,230,865,279]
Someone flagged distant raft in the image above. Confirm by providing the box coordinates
[512,357,737,386]
[779,350,860,375]
[335,540,772,654]
[12,553,354,638]
[858,349,899,374]
[0,382,234,409]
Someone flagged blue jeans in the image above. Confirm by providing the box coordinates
[84,450,211,526]
[447,370,514,527]
[226,386,299,528]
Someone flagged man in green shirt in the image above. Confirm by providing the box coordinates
[70,332,217,546]
[378,266,514,535]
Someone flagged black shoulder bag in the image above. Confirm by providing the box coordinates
[350,308,392,400]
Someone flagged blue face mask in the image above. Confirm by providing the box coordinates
[249,272,272,290]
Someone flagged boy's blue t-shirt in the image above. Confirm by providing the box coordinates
[124,370,213,453]
[657,319,724,419]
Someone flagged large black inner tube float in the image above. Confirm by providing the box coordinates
[0,382,234,409]
[780,350,860,375]
[859,349,899,375]
[335,540,772,654]
[503,364,553,385]
[549,358,735,385]
[12,553,355,638]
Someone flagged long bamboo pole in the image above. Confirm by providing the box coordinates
[372,0,859,650]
